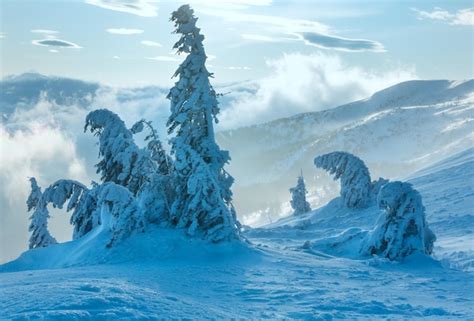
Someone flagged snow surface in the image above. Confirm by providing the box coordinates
[1,148,473,319]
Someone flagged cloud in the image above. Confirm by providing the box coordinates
[145,56,180,62]
[85,0,158,17]
[113,55,121,59]
[106,28,144,35]
[141,40,162,47]
[32,39,82,49]
[0,103,91,263]
[412,7,474,26]
[188,0,272,10]
[217,52,416,129]
[241,34,281,42]
[0,32,5,39]
[31,29,59,34]
[49,49,59,53]
[202,9,384,52]
[298,32,385,52]
[228,66,251,70]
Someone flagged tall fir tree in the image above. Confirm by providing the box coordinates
[289,172,312,215]
[166,5,239,241]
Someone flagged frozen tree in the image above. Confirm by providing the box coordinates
[26,178,57,249]
[41,179,100,240]
[289,173,312,215]
[362,181,436,260]
[314,151,371,208]
[131,119,172,175]
[94,183,145,247]
[173,145,238,241]
[166,5,240,241]
[85,109,154,195]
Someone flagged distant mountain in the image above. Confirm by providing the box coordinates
[0,73,100,117]
[0,73,169,122]
[216,80,474,226]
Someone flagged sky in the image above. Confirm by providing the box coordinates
[0,0,473,86]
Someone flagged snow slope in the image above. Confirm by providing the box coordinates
[217,80,474,225]
[1,149,473,319]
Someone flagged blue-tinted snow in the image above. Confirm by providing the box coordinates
[1,148,473,319]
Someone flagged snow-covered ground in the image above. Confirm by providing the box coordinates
[1,148,473,319]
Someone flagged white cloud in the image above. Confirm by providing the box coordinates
[218,52,417,129]
[207,54,216,61]
[141,40,162,47]
[49,49,59,53]
[201,9,384,52]
[241,34,281,42]
[228,66,251,70]
[0,103,91,263]
[188,0,272,10]
[113,55,121,59]
[106,28,144,35]
[31,29,59,34]
[32,39,82,49]
[145,56,180,62]
[85,0,158,17]
[413,7,474,26]
[0,32,5,39]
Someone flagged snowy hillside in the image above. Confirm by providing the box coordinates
[1,149,473,319]
[217,79,474,225]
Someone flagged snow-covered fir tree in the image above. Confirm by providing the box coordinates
[94,183,145,248]
[85,109,154,195]
[166,5,240,241]
[131,119,172,175]
[289,172,312,215]
[314,151,371,208]
[26,178,57,249]
[362,181,436,260]
[41,179,101,240]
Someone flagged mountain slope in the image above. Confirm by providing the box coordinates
[1,149,473,319]
[216,80,474,226]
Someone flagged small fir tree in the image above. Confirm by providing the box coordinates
[289,172,312,215]
[26,178,57,249]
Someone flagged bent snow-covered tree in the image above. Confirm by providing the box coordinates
[167,5,239,241]
[290,173,311,215]
[362,181,436,260]
[314,151,371,208]
[85,109,154,195]
[41,179,101,240]
[94,183,145,248]
[26,178,57,249]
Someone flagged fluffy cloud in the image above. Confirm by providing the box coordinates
[217,52,416,129]
[85,0,158,17]
[30,29,59,34]
[106,28,144,35]
[413,7,474,26]
[141,40,162,47]
[0,103,91,263]
[32,39,82,48]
